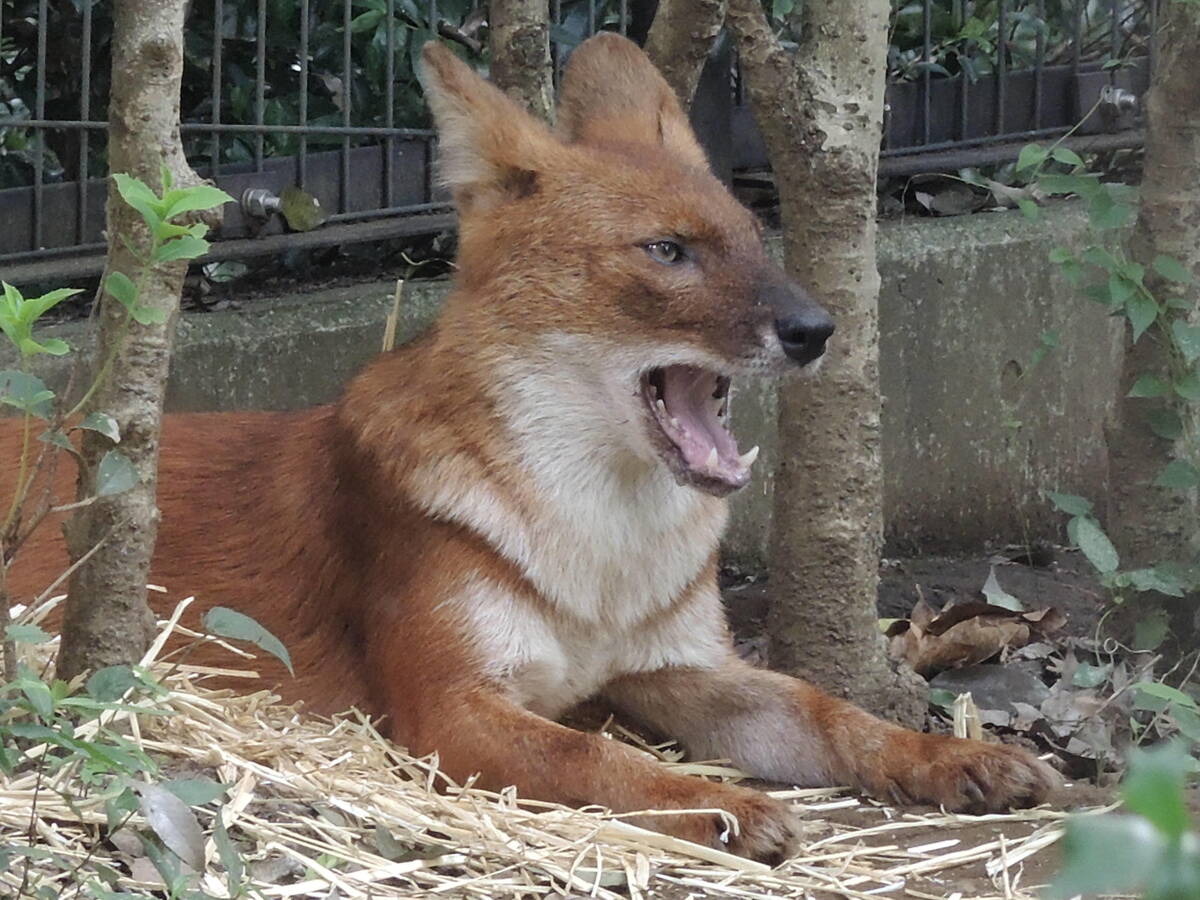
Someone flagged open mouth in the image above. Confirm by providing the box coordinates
[640,365,760,495]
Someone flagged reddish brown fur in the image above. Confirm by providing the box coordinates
[4,34,1056,862]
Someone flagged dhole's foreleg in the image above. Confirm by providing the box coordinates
[604,660,1057,812]
[404,688,801,862]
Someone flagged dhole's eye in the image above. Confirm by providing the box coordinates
[644,240,685,265]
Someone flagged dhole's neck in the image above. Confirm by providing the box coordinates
[343,305,728,626]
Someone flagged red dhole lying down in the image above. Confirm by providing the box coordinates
[6,33,1056,862]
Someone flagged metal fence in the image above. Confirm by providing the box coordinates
[0,0,1156,282]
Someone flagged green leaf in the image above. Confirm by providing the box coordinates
[95,450,138,496]
[113,173,163,229]
[162,778,228,807]
[1155,460,1200,490]
[5,623,50,644]
[1153,255,1195,284]
[39,429,77,456]
[203,607,294,675]
[1047,491,1093,517]
[105,271,138,310]
[213,812,244,894]
[1134,608,1171,651]
[35,337,69,356]
[1047,814,1162,898]
[1016,197,1039,221]
[1172,322,1200,364]
[1049,146,1085,168]
[1135,682,1199,711]
[1147,409,1184,440]
[1016,143,1049,174]
[86,665,138,702]
[982,565,1023,610]
[1174,705,1200,743]
[19,678,55,720]
[1123,743,1194,840]
[1109,272,1137,304]
[1126,292,1159,341]
[136,782,206,871]
[153,235,210,264]
[1073,662,1111,688]
[1069,515,1120,574]
[1082,245,1116,269]
[160,185,233,222]
[0,370,55,418]
[130,304,168,326]
[1048,247,1075,265]
[1126,567,1187,597]
[1089,191,1135,230]
[1129,374,1170,398]
[78,412,121,443]
[1175,372,1200,400]
[1038,172,1102,197]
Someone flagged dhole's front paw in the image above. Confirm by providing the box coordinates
[867,733,1058,813]
[645,784,800,865]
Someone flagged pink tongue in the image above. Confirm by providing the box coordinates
[660,366,740,472]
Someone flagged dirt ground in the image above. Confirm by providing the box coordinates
[718,550,1168,898]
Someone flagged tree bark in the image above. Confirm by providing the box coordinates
[488,0,554,122]
[57,0,212,680]
[1107,2,1200,568]
[644,0,726,109]
[726,0,925,725]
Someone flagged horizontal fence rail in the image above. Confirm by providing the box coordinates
[0,0,1156,280]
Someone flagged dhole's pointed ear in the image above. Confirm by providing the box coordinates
[556,33,710,171]
[419,42,561,208]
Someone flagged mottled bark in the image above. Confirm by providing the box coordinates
[489,0,554,122]
[1107,3,1200,568]
[644,0,726,109]
[57,0,213,680]
[726,0,925,725]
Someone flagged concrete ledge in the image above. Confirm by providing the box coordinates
[6,202,1122,568]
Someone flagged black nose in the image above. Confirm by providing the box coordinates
[775,310,835,366]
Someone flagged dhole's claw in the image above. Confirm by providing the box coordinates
[649,786,801,865]
[871,734,1059,813]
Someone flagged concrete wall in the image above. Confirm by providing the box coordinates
[10,203,1123,568]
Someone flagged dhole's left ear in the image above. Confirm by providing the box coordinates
[419,42,562,209]
[556,33,710,172]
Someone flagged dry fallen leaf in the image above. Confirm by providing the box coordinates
[886,600,1065,677]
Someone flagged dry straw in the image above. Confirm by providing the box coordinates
[2,598,1076,898]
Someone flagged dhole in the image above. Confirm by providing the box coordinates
[7,34,1055,861]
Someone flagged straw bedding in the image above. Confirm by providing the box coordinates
[2,598,1077,899]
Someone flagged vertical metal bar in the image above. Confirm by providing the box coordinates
[34,0,47,249]
[958,2,970,141]
[255,0,266,170]
[299,0,309,188]
[619,0,628,36]
[588,0,595,35]
[1149,0,1159,76]
[921,0,932,144]
[1073,0,1083,74]
[995,0,1007,135]
[429,0,439,41]
[212,0,225,177]
[77,0,94,243]
[385,0,395,207]
[342,0,351,214]
[1033,0,1044,129]
[552,0,563,85]
[1109,0,1119,61]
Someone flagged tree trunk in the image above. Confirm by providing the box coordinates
[644,0,726,109]
[726,0,925,725]
[1107,2,1200,569]
[488,0,554,122]
[57,0,211,681]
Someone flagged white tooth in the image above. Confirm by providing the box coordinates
[656,399,667,414]
[705,447,719,470]
[738,445,760,468]
[670,417,682,430]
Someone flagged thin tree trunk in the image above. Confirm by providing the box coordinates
[57,0,212,680]
[1107,2,1200,568]
[489,0,554,122]
[644,0,726,109]
[726,0,925,725]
